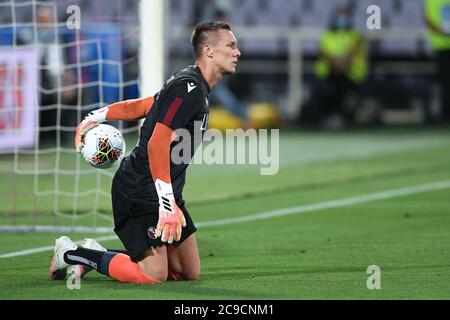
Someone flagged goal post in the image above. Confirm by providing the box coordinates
[139,0,165,98]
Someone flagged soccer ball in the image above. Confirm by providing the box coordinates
[81,124,126,169]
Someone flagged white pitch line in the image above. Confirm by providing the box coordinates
[0,236,119,259]
[1,179,450,259]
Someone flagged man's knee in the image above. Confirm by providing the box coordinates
[141,265,168,283]
[139,264,168,282]
[182,264,201,281]
[137,247,169,283]
[168,262,200,281]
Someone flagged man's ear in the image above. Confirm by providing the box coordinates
[203,44,214,58]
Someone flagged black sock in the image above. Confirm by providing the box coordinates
[64,248,118,277]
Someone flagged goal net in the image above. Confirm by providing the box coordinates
[0,0,146,233]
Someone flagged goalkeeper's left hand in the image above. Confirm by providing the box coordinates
[74,107,109,152]
[154,179,187,244]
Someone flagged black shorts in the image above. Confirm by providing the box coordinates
[111,179,197,262]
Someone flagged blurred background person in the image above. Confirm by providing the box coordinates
[18,6,77,143]
[302,5,368,129]
[424,0,450,123]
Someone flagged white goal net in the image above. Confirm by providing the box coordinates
[0,0,145,233]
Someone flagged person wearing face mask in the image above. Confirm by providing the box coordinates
[305,6,368,128]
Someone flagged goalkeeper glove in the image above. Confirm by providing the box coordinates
[74,107,109,152]
[154,179,187,244]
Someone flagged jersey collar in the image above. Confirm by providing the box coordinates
[195,65,212,93]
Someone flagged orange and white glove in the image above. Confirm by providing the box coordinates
[154,179,187,244]
[74,107,109,152]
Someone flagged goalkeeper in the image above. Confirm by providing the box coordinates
[49,21,241,283]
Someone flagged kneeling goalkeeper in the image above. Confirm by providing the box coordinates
[49,20,241,283]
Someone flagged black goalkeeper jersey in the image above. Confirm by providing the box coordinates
[113,65,211,209]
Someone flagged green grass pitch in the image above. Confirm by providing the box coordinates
[0,127,449,299]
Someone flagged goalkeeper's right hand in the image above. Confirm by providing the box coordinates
[154,179,187,244]
[74,107,109,152]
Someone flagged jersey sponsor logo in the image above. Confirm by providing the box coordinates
[147,226,157,239]
[187,81,197,93]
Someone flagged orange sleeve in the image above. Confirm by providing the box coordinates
[105,96,154,121]
[148,122,175,183]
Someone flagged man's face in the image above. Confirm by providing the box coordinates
[210,29,241,75]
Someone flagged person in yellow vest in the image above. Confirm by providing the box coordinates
[308,6,368,128]
[424,0,450,123]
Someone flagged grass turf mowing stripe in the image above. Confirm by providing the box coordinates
[1,179,449,260]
